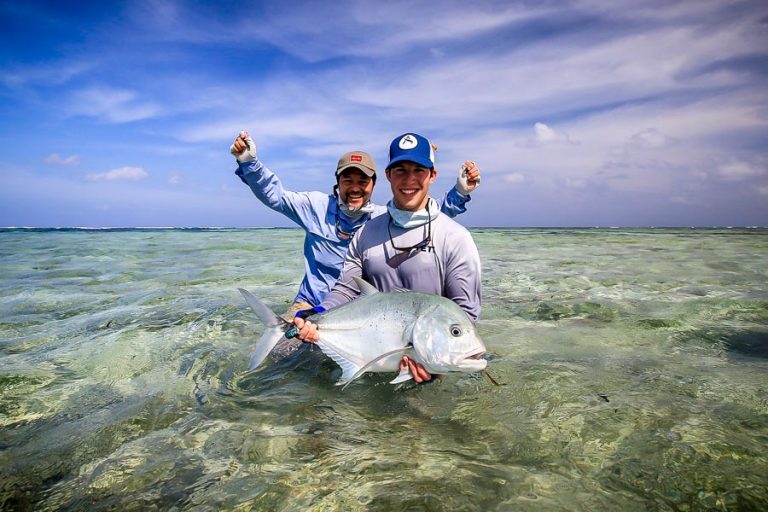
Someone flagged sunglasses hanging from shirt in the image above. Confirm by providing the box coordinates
[387,203,433,253]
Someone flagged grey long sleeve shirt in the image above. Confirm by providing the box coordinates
[320,208,482,322]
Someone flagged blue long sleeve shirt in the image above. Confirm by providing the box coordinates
[236,158,472,306]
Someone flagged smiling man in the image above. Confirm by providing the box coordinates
[293,132,483,383]
[230,131,480,322]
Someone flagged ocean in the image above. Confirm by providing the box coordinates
[1,227,766,511]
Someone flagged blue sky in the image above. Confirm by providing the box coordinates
[1,0,767,227]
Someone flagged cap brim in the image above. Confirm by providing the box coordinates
[386,155,434,170]
[336,164,376,177]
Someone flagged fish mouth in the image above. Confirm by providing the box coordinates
[460,350,487,370]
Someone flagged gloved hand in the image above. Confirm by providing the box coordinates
[230,130,257,163]
[456,160,481,196]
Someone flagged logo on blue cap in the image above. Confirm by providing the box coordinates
[387,133,435,170]
[398,134,419,150]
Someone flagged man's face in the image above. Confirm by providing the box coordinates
[386,161,436,211]
[337,168,374,209]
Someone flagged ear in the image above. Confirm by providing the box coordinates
[429,168,437,184]
[385,168,392,182]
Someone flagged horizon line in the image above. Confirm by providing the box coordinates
[2,225,767,230]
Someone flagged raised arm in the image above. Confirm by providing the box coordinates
[231,131,322,228]
[438,160,481,218]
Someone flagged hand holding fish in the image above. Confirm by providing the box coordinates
[230,130,257,163]
[293,316,319,343]
[400,355,435,383]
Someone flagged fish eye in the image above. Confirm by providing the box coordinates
[450,325,463,337]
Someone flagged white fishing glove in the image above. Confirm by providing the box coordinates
[230,130,257,163]
[456,160,481,196]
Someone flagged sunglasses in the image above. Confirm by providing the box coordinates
[387,202,433,252]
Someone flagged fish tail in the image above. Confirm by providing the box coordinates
[238,288,293,370]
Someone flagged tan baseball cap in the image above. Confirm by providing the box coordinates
[336,151,376,177]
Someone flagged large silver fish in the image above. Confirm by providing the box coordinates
[239,278,487,387]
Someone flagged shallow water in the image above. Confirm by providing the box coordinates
[1,227,766,511]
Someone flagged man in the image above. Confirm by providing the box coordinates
[293,132,482,383]
[230,131,480,319]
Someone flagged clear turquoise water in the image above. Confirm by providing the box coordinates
[1,228,766,511]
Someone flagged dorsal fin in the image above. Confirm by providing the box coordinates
[353,276,379,296]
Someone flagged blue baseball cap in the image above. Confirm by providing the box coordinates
[386,133,435,170]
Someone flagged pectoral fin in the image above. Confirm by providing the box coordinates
[339,347,411,390]
[389,367,414,384]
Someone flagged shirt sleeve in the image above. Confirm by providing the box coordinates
[442,229,482,322]
[438,187,472,218]
[235,158,319,229]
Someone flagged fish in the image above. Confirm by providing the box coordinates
[239,277,487,387]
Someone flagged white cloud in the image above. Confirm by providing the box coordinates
[717,161,764,181]
[627,128,671,149]
[336,0,768,134]
[690,170,709,181]
[44,153,81,166]
[503,173,526,184]
[87,166,148,182]
[168,175,182,185]
[671,195,695,204]
[534,123,558,143]
[249,1,539,62]
[69,87,160,123]
[1,60,92,88]
[529,122,577,146]
[564,177,588,189]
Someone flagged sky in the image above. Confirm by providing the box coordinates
[1,0,767,228]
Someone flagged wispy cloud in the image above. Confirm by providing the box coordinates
[503,173,527,185]
[68,87,161,123]
[0,60,92,88]
[86,166,148,182]
[249,1,542,62]
[626,129,673,150]
[717,161,765,181]
[44,153,81,166]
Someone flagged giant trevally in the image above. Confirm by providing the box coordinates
[239,277,487,387]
